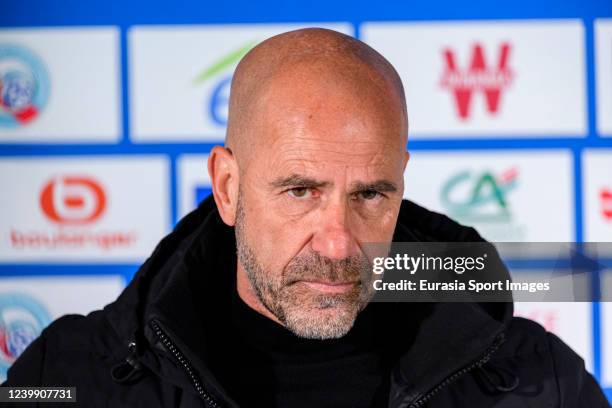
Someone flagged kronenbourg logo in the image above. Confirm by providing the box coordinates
[193,41,257,127]
[441,167,519,223]
[0,44,50,127]
[40,176,107,225]
[601,188,612,221]
[0,293,51,378]
[439,43,514,120]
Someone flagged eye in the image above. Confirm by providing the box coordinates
[287,187,311,199]
[357,190,381,200]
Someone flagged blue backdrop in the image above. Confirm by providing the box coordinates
[1,0,612,401]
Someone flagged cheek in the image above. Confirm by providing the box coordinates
[351,203,401,242]
[245,205,310,274]
[269,194,319,220]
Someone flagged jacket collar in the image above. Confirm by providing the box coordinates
[105,195,513,406]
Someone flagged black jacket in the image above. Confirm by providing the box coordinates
[3,197,610,407]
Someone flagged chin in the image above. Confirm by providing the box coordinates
[281,294,362,339]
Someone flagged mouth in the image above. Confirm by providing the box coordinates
[299,280,358,294]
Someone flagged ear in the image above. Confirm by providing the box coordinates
[208,146,239,226]
[403,150,410,171]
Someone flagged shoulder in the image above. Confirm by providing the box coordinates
[497,316,584,369]
[490,317,608,406]
[502,317,584,365]
[3,310,122,387]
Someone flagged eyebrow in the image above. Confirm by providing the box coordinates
[270,174,330,189]
[270,174,398,193]
[351,180,398,193]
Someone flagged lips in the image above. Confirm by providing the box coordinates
[300,280,358,294]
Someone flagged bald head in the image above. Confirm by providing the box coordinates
[225,28,408,162]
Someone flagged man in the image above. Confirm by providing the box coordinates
[3,28,609,407]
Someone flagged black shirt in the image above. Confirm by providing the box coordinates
[207,286,413,408]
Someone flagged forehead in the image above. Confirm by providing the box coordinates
[264,114,400,178]
[248,69,404,167]
[252,129,405,187]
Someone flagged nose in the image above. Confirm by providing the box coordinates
[311,198,357,260]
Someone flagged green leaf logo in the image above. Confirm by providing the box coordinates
[193,41,257,85]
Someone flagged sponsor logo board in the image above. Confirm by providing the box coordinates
[403,151,573,242]
[0,275,124,382]
[0,28,120,142]
[129,23,352,141]
[0,157,169,262]
[361,20,586,137]
[583,150,612,242]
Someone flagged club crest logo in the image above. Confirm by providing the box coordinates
[0,293,51,378]
[0,44,50,127]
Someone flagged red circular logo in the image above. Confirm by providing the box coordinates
[40,176,106,224]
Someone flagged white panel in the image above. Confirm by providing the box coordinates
[0,157,170,262]
[403,150,574,242]
[0,27,120,142]
[362,20,586,137]
[583,150,612,242]
[0,275,125,381]
[129,23,353,141]
[595,19,612,136]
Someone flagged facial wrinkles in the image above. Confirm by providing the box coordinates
[268,136,401,204]
[265,134,401,197]
[273,141,390,172]
[264,102,398,167]
[248,98,399,197]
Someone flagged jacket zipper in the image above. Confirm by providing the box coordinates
[407,332,506,408]
[150,319,221,408]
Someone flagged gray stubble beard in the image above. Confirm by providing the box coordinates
[234,193,373,339]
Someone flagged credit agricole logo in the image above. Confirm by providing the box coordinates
[193,41,257,127]
[440,166,526,241]
[441,167,518,223]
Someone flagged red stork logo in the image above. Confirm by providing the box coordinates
[601,188,612,221]
[440,43,514,120]
[40,176,106,225]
